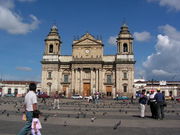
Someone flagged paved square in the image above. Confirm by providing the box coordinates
[0,97,180,135]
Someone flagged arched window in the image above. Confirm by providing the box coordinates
[49,44,53,53]
[123,43,128,52]
[123,84,128,92]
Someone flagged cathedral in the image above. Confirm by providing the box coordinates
[41,24,135,98]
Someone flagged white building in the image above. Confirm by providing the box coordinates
[0,81,41,97]
[134,80,180,97]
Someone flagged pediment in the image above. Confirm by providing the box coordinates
[76,39,99,45]
[73,33,102,46]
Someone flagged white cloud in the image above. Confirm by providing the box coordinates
[0,0,40,34]
[17,0,36,2]
[1,74,40,81]
[147,0,180,11]
[134,31,151,42]
[152,69,171,76]
[142,24,180,80]
[0,0,14,9]
[16,66,32,71]
[108,36,117,45]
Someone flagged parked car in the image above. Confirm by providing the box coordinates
[175,96,180,102]
[4,93,15,97]
[84,96,91,100]
[71,94,83,99]
[38,93,50,98]
[165,96,173,100]
[114,96,129,100]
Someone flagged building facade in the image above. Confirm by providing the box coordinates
[0,81,41,97]
[134,79,180,97]
[41,24,135,98]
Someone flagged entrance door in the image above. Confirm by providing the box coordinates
[106,86,112,97]
[83,83,91,96]
[63,86,68,96]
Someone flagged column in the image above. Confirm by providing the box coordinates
[99,69,102,93]
[113,70,115,97]
[102,69,105,93]
[80,68,83,95]
[116,68,119,94]
[95,69,98,92]
[59,69,62,93]
[71,68,74,96]
[91,68,93,94]
[75,69,78,93]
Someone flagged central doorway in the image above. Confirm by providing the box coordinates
[63,85,68,97]
[106,86,112,97]
[83,83,91,96]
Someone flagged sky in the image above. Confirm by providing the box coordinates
[0,0,180,81]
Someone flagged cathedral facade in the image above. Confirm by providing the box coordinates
[41,24,135,98]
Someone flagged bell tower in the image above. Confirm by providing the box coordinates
[116,23,133,55]
[44,25,62,55]
[115,23,135,97]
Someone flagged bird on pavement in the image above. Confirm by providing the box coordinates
[113,120,121,130]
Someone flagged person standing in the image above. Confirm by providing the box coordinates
[139,90,147,118]
[148,90,156,118]
[18,83,38,135]
[154,89,165,120]
[53,91,60,109]
[116,93,119,101]
[31,110,42,135]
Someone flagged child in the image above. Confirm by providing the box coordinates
[31,110,42,135]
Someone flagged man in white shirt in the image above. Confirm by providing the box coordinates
[18,83,38,135]
[149,90,156,118]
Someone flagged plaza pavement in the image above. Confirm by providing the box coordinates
[0,97,180,135]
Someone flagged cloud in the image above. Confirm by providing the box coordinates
[134,31,151,42]
[0,0,14,9]
[108,36,117,45]
[1,74,40,81]
[17,0,36,2]
[16,66,32,71]
[147,0,180,11]
[152,69,171,76]
[0,0,40,34]
[142,24,180,80]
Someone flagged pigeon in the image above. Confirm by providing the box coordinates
[53,114,57,117]
[102,112,107,116]
[63,121,67,127]
[113,120,121,130]
[44,115,49,122]
[2,109,6,114]
[91,117,96,122]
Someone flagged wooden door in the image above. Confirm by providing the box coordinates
[106,86,112,97]
[63,85,68,96]
[83,83,91,96]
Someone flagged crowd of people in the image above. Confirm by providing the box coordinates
[18,82,169,135]
[139,89,166,120]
